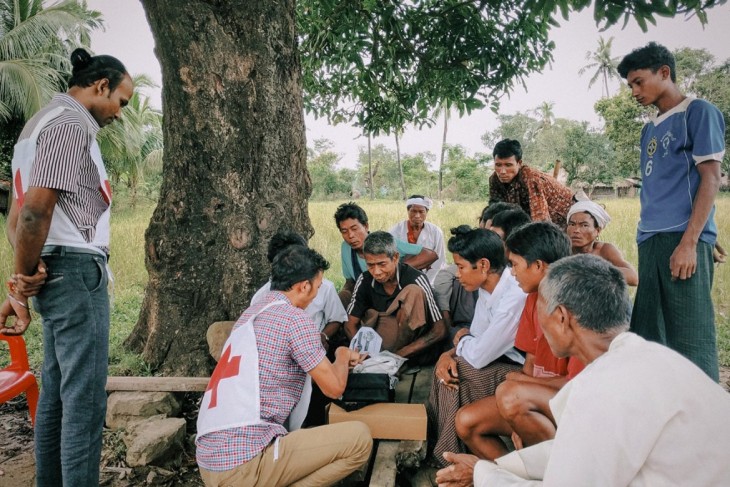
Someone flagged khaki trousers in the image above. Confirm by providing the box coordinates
[199,421,372,487]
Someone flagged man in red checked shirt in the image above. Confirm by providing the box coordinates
[196,245,372,487]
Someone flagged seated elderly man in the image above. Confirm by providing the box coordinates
[489,139,575,228]
[335,202,437,305]
[389,194,446,283]
[345,231,446,363]
[436,254,730,487]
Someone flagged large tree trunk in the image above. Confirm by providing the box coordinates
[126,0,311,375]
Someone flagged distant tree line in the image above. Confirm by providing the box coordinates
[308,46,730,201]
[307,138,491,201]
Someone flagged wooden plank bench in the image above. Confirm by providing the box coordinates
[105,376,208,392]
[368,440,427,487]
[336,440,427,487]
[107,367,434,486]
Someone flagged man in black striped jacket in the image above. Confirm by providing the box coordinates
[344,231,447,365]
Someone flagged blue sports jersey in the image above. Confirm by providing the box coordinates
[637,97,725,245]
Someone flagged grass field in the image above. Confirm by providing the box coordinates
[2,195,729,373]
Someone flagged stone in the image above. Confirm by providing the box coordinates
[123,416,186,467]
[396,440,427,470]
[207,321,235,362]
[106,391,181,430]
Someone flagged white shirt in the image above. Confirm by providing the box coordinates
[456,268,527,369]
[389,220,446,283]
[251,278,347,332]
[475,332,730,487]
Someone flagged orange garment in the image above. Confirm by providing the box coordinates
[514,292,585,379]
[407,223,419,244]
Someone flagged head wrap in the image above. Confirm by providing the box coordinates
[567,201,611,229]
[406,197,433,210]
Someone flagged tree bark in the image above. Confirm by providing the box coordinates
[127,0,311,375]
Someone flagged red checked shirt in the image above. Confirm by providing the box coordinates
[196,291,326,471]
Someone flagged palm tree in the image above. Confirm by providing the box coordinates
[433,101,451,200]
[394,129,406,200]
[578,36,621,98]
[531,101,555,131]
[0,0,103,121]
[97,75,163,208]
[0,0,102,177]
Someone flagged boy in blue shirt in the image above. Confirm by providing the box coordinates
[618,42,725,381]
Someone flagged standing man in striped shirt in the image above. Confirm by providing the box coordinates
[1,48,133,486]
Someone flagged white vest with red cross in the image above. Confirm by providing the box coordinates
[196,300,311,439]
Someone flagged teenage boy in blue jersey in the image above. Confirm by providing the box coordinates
[617,42,725,381]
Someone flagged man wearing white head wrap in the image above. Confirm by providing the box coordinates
[567,201,638,286]
[390,194,446,284]
[406,196,433,209]
[567,201,611,229]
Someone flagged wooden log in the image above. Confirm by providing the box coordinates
[105,376,208,392]
[370,440,400,487]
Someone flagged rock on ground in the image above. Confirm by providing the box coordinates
[106,391,181,430]
[124,416,187,468]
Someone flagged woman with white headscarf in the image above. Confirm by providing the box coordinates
[567,201,638,286]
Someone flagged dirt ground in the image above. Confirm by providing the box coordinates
[2,367,729,487]
[0,394,204,487]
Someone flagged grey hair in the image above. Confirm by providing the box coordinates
[364,231,399,259]
[541,254,631,333]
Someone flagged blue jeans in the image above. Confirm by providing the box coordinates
[32,252,110,487]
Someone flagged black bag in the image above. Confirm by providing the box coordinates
[335,373,394,411]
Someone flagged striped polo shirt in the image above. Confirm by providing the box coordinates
[18,94,109,247]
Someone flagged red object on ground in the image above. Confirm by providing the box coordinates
[0,335,39,425]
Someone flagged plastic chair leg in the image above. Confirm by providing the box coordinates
[26,381,39,426]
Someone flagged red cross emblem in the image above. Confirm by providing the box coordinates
[14,170,24,208]
[206,344,241,409]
